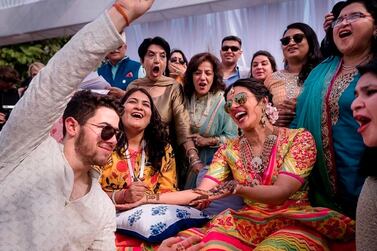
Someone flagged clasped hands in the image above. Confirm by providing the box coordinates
[115,181,148,211]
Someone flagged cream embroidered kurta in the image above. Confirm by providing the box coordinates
[0,13,124,250]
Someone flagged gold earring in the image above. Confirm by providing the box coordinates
[260,107,267,127]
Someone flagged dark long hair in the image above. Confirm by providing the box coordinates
[184,52,225,98]
[117,88,169,172]
[325,0,377,58]
[283,22,322,84]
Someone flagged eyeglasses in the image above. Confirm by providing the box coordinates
[170,57,185,65]
[332,12,371,28]
[224,92,248,113]
[86,123,123,141]
[221,46,240,52]
[280,34,305,46]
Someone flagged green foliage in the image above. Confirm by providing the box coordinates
[0,37,71,78]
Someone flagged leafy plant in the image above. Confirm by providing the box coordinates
[0,37,71,78]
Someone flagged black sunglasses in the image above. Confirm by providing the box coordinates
[170,57,185,65]
[87,123,123,141]
[280,34,305,46]
[221,46,240,52]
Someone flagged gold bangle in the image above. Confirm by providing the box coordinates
[186,147,198,156]
[113,2,130,26]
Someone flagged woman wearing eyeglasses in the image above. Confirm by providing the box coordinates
[99,87,177,208]
[167,49,188,85]
[264,22,322,127]
[183,52,239,214]
[292,0,377,219]
[120,79,354,250]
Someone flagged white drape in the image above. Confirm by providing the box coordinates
[125,0,341,70]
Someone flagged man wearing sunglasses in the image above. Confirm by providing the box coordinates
[220,35,249,87]
[98,35,145,90]
[0,1,154,250]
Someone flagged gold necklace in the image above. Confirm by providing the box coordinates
[342,54,371,72]
[239,127,278,186]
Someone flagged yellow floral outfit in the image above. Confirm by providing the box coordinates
[99,144,177,195]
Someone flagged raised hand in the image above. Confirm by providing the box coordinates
[116,0,155,24]
[323,12,334,32]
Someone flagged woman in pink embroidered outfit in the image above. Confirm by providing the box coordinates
[121,79,355,250]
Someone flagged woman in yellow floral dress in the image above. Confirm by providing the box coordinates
[123,79,355,250]
[99,87,177,209]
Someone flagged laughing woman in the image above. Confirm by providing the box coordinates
[123,79,355,250]
[351,59,377,251]
[107,37,203,187]
[292,0,377,218]
[99,87,177,209]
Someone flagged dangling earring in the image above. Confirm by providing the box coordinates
[260,107,267,127]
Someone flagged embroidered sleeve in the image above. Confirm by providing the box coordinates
[279,129,316,184]
[205,143,232,182]
[156,144,178,193]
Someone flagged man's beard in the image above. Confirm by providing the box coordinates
[74,129,107,166]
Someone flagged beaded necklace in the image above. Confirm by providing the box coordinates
[239,127,278,186]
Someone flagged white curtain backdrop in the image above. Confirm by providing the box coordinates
[125,0,341,70]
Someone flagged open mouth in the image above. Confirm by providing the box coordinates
[234,111,247,122]
[354,115,371,133]
[339,30,352,38]
[199,82,206,87]
[152,66,160,74]
[131,112,144,119]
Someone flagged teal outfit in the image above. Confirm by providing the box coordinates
[291,56,366,218]
[187,91,238,166]
[185,91,242,215]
